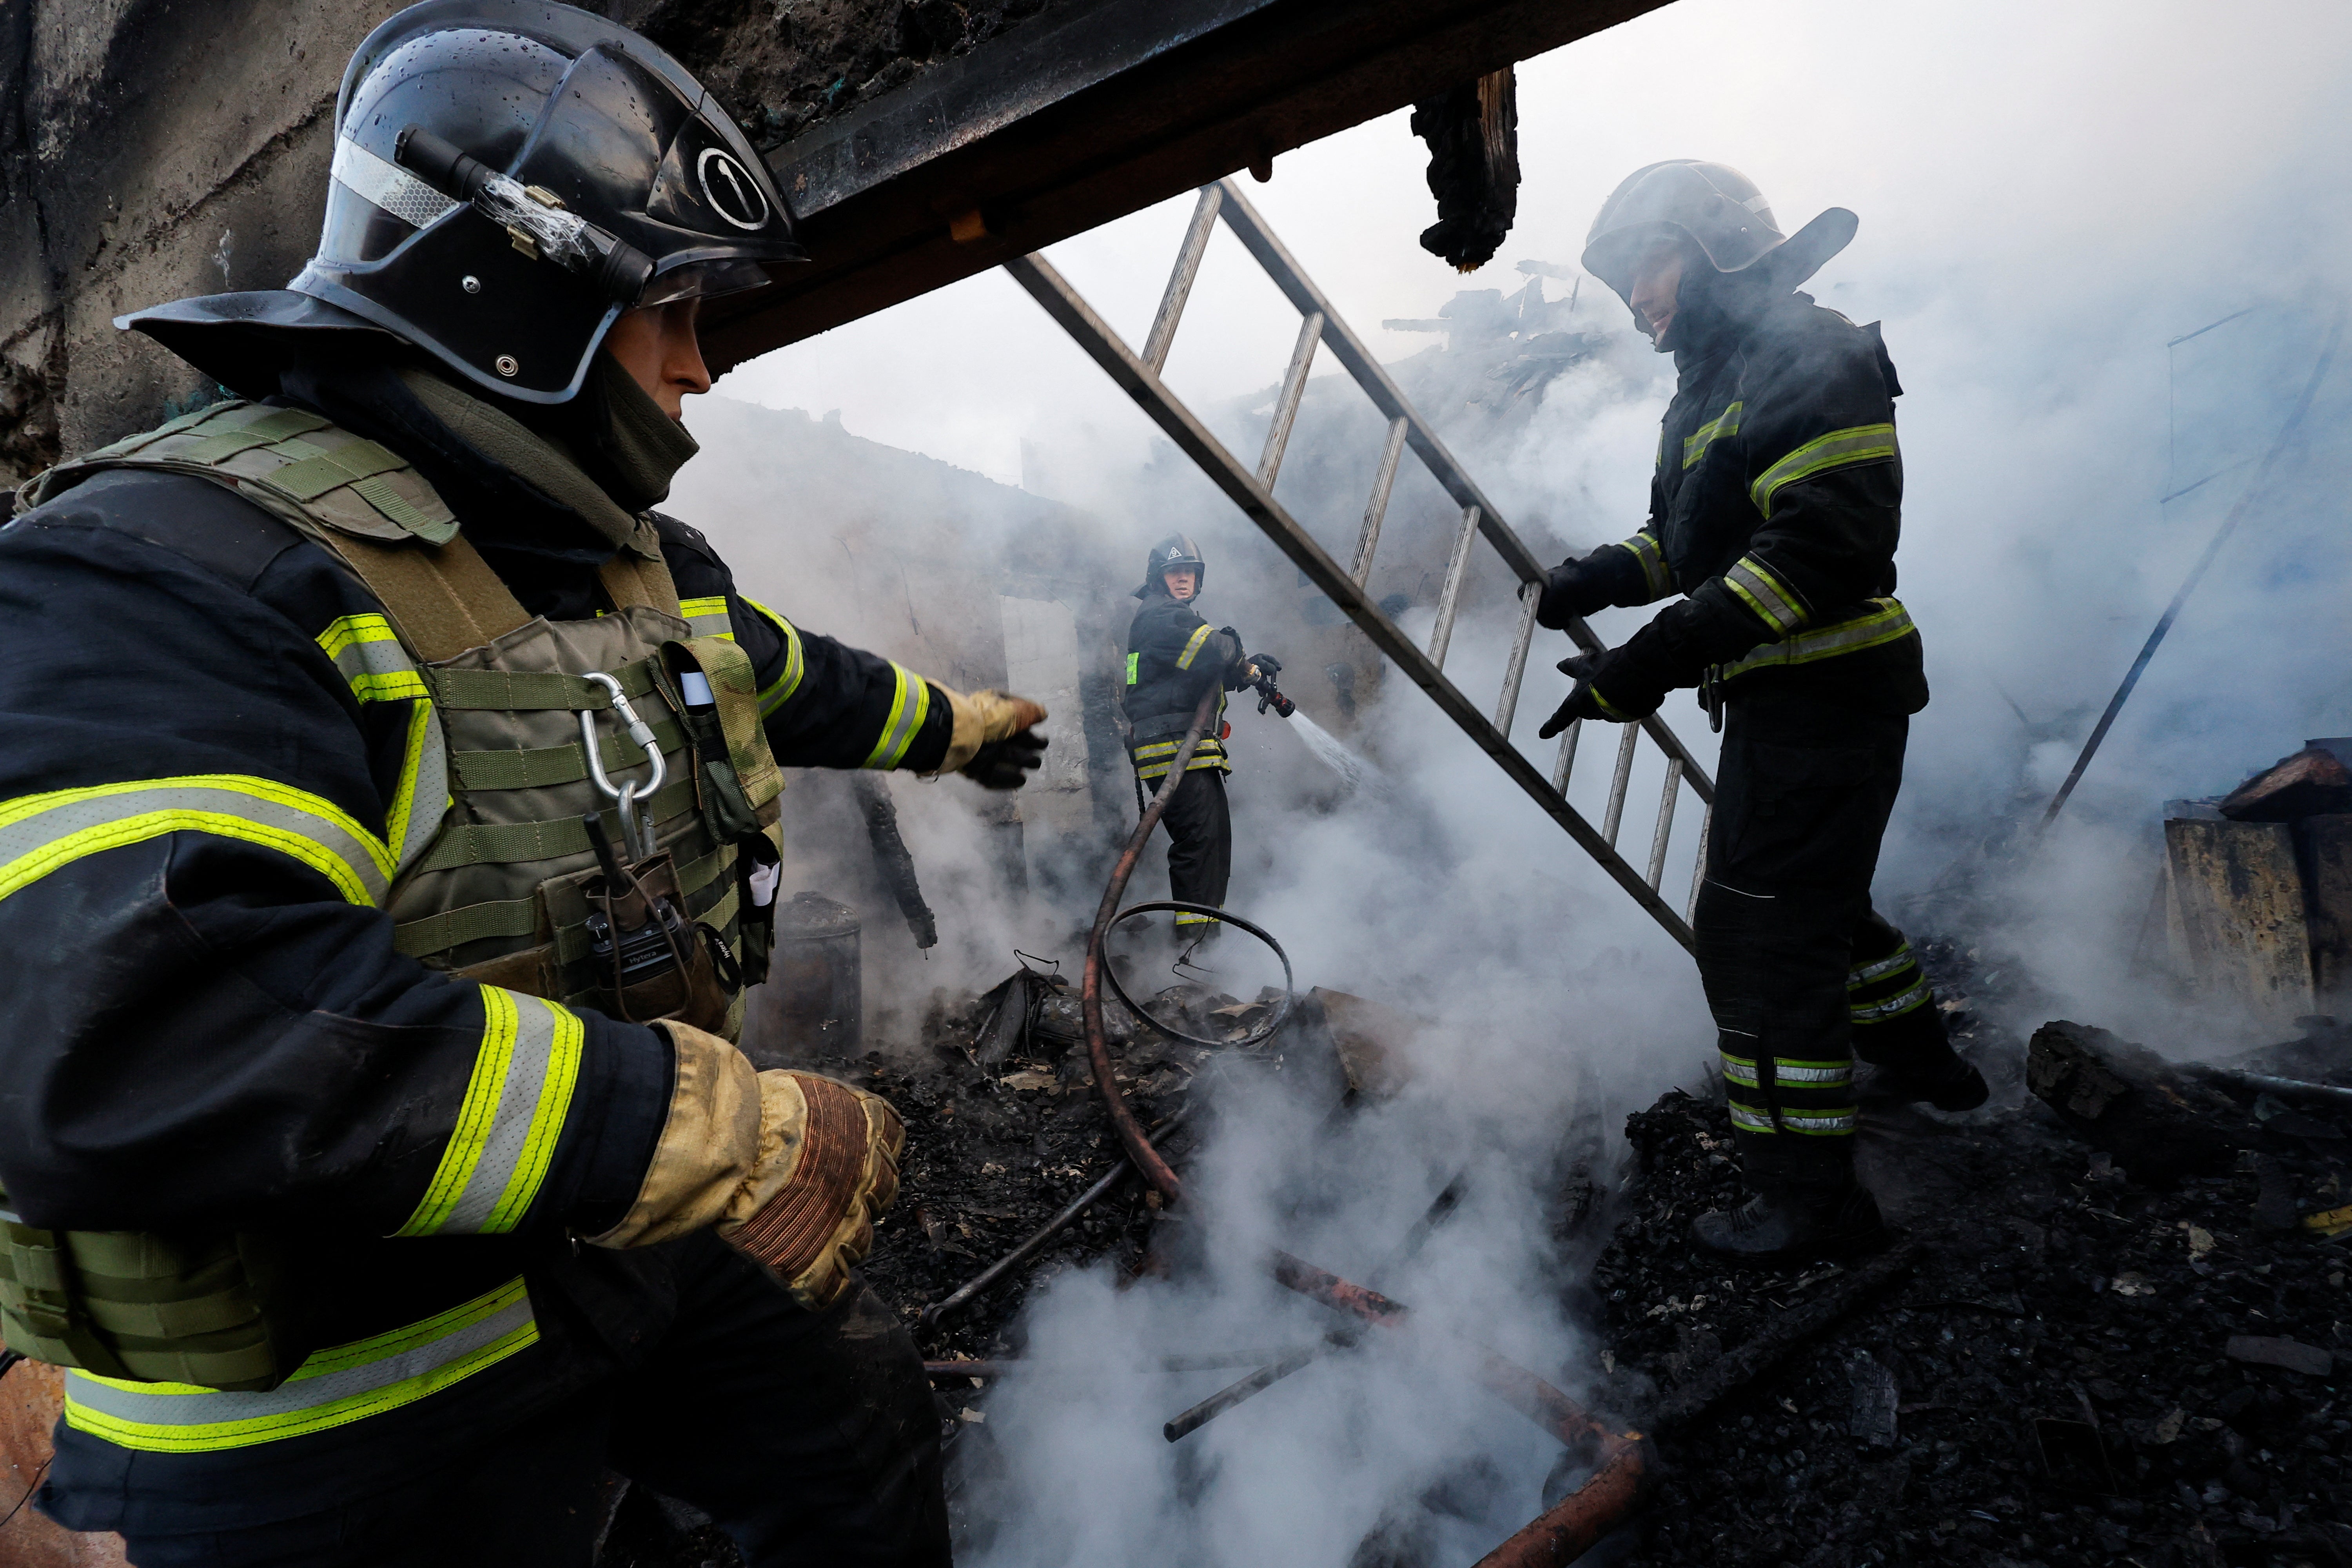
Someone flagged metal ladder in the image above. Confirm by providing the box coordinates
[1005,178,1715,951]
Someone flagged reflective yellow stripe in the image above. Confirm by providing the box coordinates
[1771,1059,1852,1086]
[1590,685,1633,722]
[1619,532,1673,599]
[1125,652,1140,685]
[1723,555,1808,634]
[1718,598,1915,681]
[1848,946,1915,986]
[1728,1103,1778,1134]
[1682,400,1743,469]
[745,597,806,717]
[1748,423,1898,518]
[63,1276,537,1452]
[860,664,931,770]
[1719,1052,1760,1088]
[1174,624,1215,671]
[384,701,450,877]
[677,594,734,641]
[0,776,392,906]
[391,989,583,1237]
[1851,982,1931,1023]
[316,614,428,704]
[1783,1110,1858,1135]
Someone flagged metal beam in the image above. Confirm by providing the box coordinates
[701,0,1670,371]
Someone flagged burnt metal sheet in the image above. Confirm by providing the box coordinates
[703,0,1666,369]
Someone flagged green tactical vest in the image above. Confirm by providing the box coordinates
[0,399,787,1391]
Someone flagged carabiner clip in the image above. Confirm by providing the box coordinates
[580,670,667,860]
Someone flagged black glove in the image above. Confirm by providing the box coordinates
[964,730,1048,789]
[1535,558,1610,631]
[1537,650,1662,739]
[1247,653,1281,681]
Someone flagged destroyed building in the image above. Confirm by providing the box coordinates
[3,3,2352,1568]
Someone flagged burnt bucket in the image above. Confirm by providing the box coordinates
[746,892,861,1066]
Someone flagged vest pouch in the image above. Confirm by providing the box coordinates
[0,1189,305,1392]
[735,822,784,988]
[580,850,739,1036]
[661,637,783,843]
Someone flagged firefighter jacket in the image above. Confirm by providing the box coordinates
[0,395,955,1531]
[1124,590,1246,780]
[1568,290,1927,720]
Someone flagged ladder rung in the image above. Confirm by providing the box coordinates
[1352,416,1407,586]
[1426,503,1481,670]
[1551,717,1582,794]
[1600,724,1639,847]
[1494,583,1540,737]
[1645,758,1683,890]
[1687,801,1713,922]
[1143,185,1223,374]
[1257,311,1323,487]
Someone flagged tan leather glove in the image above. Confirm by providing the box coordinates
[586,1024,904,1310]
[934,687,1048,788]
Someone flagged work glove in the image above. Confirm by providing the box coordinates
[586,1024,905,1311]
[1535,557,1611,631]
[1538,650,1656,739]
[1246,653,1282,681]
[719,1069,905,1310]
[937,688,1049,789]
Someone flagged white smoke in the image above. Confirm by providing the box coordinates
[681,0,2352,1557]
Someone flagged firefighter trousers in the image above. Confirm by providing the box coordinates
[1151,767,1232,927]
[1690,686,1945,1178]
[114,1236,948,1568]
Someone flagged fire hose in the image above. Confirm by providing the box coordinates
[1081,687,1648,1566]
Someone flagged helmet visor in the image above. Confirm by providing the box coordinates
[638,256,775,307]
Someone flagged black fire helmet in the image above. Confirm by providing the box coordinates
[1581,161,1856,314]
[120,0,804,405]
[1136,534,1207,598]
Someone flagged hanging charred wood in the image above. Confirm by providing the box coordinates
[1410,67,1519,272]
[852,772,938,949]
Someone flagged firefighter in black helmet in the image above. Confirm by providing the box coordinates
[1533,161,1985,1266]
[0,3,1047,1560]
[1123,535,1278,945]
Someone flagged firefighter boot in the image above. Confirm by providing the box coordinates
[1691,1129,1887,1266]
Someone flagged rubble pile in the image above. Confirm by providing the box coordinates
[1586,1050,2351,1567]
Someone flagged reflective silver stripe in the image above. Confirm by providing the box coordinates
[1852,982,1931,1022]
[1724,555,1807,633]
[63,1279,534,1449]
[746,599,806,715]
[1620,532,1673,599]
[677,595,734,641]
[1718,599,1915,681]
[0,777,392,907]
[331,137,460,231]
[1682,400,1743,468]
[1748,423,1898,518]
[316,616,449,877]
[1174,624,1216,671]
[1728,1104,1778,1133]
[393,991,584,1237]
[1847,946,1915,987]
[1771,1061,1852,1085]
[1783,1111,1858,1134]
[1719,1053,1760,1087]
[860,665,930,770]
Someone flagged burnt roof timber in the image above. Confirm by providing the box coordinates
[705,0,1666,373]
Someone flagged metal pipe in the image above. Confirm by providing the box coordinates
[1600,726,1639,848]
[1494,584,1540,738]
[1552,718,1581,794]
[1258,310,1324,487]
[1427,504,1482,671]
[2207,1068,2352,1108]
[1352,416,1408,586]
[1644,759,1682,890]
[920,1104,1196,1327]
[1143,184,1222,374]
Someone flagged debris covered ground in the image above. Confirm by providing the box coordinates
[603,940,2352,1568]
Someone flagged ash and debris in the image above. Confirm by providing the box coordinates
[1586,949,2352,1568]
